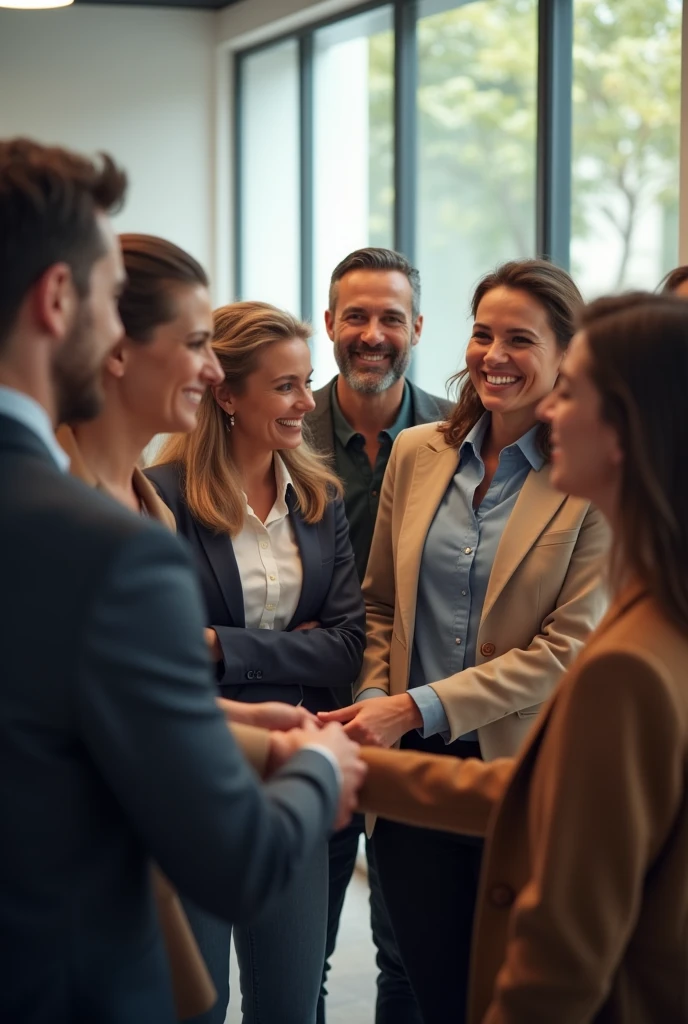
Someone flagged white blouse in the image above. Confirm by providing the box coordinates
[231,454,303,631]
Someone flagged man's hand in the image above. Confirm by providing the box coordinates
[291,620,320,632]
[216,698,321,732]
[317,694,422,748]
[266,722,367,831]
[205,627,223,662]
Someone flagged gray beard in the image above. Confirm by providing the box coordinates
[334,344,411,395]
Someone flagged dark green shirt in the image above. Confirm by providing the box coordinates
[331,380,413,582]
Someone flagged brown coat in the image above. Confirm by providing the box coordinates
[359,584,688,1023]
[358,422,610,758]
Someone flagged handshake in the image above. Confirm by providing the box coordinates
[218,698,367,831]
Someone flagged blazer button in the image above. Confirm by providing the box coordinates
[480,642,496,657]
[246,670,255,680]
[256,670,263,680]
[489,884,515,908]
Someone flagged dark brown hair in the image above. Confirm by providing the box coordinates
[659,265,688,295]
[155,301,342,535]
[580,292,688,632]
[441,259,583,454]
[118,234,208,344]
[0,137,127,350]
[329,247,421,321]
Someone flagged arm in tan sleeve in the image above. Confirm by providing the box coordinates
[355,440,399,697]
[484,651,684,1024]
[430,506,610,741]
[228,723,270,779]
[358,746,514,836]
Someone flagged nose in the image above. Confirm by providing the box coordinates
[360,318,385,345]
[295,387,316,413]
[203,347,224,386]
[483,340,509,366]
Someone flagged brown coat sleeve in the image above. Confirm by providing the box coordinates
[358,747,514,837]
[484,650,684,1023]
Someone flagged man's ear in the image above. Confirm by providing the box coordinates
[33,263,78,347]
[324,308,336,342]
[411,313,423,347]
[103,336,129,380]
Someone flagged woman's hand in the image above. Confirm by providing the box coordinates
[204,627,223,661]
[318,694,422,748]
[216,697,321,732]
[291,620,321,632]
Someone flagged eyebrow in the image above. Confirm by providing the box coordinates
[270,373,313,383]
[342,305,407,317]
[473,321,538,337]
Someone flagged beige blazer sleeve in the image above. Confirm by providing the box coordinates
[484,650,683,1023]
[229,722,271,778]
[358,746,513,837]
[430,505,609,740]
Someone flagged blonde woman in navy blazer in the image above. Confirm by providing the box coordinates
[147,301,365,1024]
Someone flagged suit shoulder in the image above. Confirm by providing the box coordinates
[395,420,446,453]
[409,381,454,422]
[144,461,184,505]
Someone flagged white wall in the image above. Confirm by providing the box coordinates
[0,6,216,281]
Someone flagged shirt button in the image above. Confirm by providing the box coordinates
[455,638,462,645]
[489,884,515,908]
[266,604,275,611]
[481,642,496,657]
[269,574,276,581]
[464,547,472,555]
[461,590,467,597]
[260,541,268,549]
[372,490,378,497]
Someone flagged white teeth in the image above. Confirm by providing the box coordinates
[357,353,387,362]
[277,419,302,427]
[486,375,518,385]
[183,390,203,405]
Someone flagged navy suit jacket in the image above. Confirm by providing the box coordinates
[0,416,339,1024]
[146,462,366,713]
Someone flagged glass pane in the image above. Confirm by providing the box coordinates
[415,0,538,398]
[311,6,395,386]
[571,0,682,295]
[239,40,300,313]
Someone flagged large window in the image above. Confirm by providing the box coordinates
[235,0,683,395]
[571,0,682,294]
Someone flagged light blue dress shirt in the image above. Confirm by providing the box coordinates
[0,385,69,472]
[359,413,544,741]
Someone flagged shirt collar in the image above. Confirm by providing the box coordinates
[460,412,544,472]
[0,385,70,472]
[273,453,294,510]
[331,378,413,447]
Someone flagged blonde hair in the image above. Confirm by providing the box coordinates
[154,301,342,535]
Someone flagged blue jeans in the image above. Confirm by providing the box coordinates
[181,841,328,1024]
[318,814,422,1024]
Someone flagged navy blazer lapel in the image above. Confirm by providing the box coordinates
[286,487,321,628]
[195,519,246,627]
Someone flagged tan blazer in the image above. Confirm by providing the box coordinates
[359,584,688,1023]
[56,425,270,1021]
[358,422,610,758]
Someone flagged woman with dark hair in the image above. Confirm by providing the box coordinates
[57,235,325,1021]
[358,291,688,1024]
[146,300,365,1024]
[322,259,610,1023]
[659,264,688,296]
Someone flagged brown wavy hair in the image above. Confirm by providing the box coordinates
[154,301,342,535]
[659,264,688,295]
[580,292,688,632]
[441,259,583,454]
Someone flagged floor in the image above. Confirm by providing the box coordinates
[225,866,376,1023]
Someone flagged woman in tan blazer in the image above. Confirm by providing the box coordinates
[322,259,609,1023]
[357,291,688,1024]
[57,234,324,1020]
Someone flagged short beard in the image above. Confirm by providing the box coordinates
[334,342,411,395]
[52,301,104,424]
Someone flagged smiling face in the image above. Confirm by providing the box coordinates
[107,282,222,436]
[466,285,564,435]
[538,330,622,517]
[216,336,316,455]
[325,269,422,394]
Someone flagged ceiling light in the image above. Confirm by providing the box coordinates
[0,0,73,8]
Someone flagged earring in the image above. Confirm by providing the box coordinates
[227,413,235,430]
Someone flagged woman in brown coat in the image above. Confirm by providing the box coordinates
[359,292,688,1023]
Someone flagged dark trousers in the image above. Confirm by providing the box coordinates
[372,734,484,1024]
[318,814,423,1024]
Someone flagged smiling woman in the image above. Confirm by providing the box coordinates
[146,300,366,1024]
[320,258,610,1024]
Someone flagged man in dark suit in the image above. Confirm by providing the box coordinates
[0,137,365,1024]
[306,248,453,1024]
